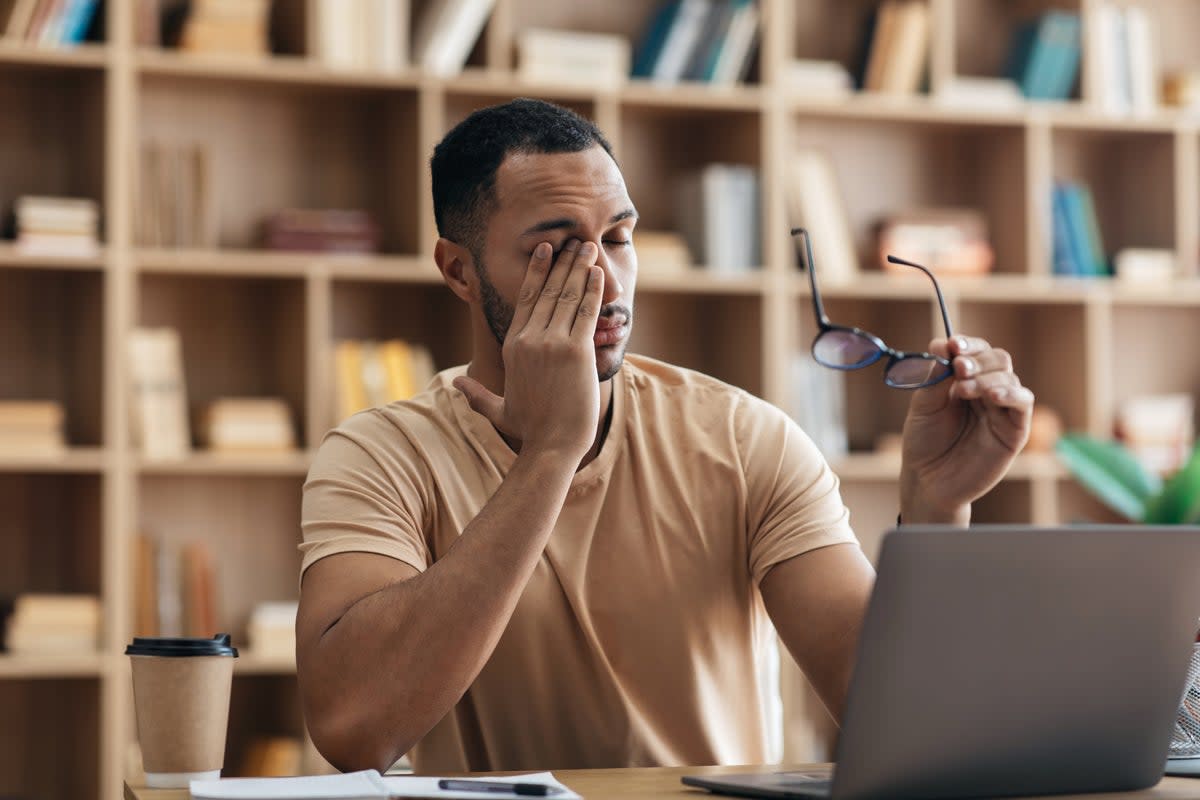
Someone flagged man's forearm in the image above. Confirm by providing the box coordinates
[304,448,577,771]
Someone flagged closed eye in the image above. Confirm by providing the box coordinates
[603,239,630,248]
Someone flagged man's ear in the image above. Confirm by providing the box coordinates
[434,238,477,303]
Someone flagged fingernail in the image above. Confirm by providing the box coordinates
[959,357,978,376]
[534,242,551,258]
[565,239,580,252]
[579,241,597,257]
[955,336,970,352]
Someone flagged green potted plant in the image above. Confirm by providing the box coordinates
[1055,434,1200,523]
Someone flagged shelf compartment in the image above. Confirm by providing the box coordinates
[793,296,938,453]
[0,268,104,447]
[787,114,1028,276]
[618,104,762,268]
[225,675,305,777]
[331,279,468,380]
[138,273,308,450]
[0,678,99,800]
[0,66,105,244]
[630,291,763,398]
[956,300,1089,434]
[1050,128,1176,258]
[971,479,1035,525]
[0,473,102,598]
[1110,304,1200,434]
[137,475,303,646]
[138,75,422,255]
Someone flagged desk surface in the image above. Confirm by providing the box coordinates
[124,764,1200,800]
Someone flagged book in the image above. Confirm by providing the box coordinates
[4,593,101,654]
[247,601,298,659]
[881,0,929,94]
[182,540,217,637]
[675,163,761,272]
[785,149,858,284]
[128,327,192,460]
[632,0,710,83]
[137,142,218,249]
[133,533,160,637]
[1087,2,1157,115]
[3,0,39,38]
[630,230,693,275]
[708,0,757,86]
[1006,11,1081,101]
[781,59,853,98]
[334,339,436,422]
[261,209,380,254]
[177,0,270,57]
[412,0,495,77]
[0,399,66,454]
[932,76,1023,110]
[13,195,100,257]
[1114,248,1175,283]
[201,397,296,452]
[517,28,631,90]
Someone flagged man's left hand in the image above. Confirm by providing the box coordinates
[900,335,1035,525]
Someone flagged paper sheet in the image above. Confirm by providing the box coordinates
[189,769,581,800]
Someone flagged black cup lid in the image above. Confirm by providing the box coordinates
[125,633,238,657]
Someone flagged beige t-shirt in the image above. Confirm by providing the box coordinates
[300,354,857,772]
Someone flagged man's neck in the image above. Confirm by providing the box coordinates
[465,358,615,471]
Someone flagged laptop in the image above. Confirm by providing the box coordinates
[684,526,1200,800]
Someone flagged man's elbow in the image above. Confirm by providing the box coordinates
[306,706,414,774]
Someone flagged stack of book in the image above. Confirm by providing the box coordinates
[12,196,99,258]
[788,354,847,461]
[0,401,66,455]
[261,209,380,254]
[177,0,270,57]
[4,594,100,654]
[782,59,853,99]
[307,0,410,72]
[200,397,296,453]
[1086,2,1158,115]
[632,0,759,86]
[675,164,760,272]
[334,339,436,422]
[138,142,218,249]
[1117,394,1194,477]
[411,0,495,77]
[1,0,101,46]
[1004,11,1082,102]
[246,601,298,659]
[1051,181,1109,278]
[857,0,930,95]
[517,29,631,90]
[876,208,994,276]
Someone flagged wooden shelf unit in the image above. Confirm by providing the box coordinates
[2,0,1196,794]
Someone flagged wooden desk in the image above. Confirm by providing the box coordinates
[124,764,1200,800]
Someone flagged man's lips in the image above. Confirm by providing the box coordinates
[593,315,628,346]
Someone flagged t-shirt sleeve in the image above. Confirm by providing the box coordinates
[736,393,859,585]
[299,412,431,580]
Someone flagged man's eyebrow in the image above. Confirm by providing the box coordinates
[519,208,639,238]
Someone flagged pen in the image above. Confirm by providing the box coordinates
[437,779,563,796]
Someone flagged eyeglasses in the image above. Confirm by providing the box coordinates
[792,227,955,390]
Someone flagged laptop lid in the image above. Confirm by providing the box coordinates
[830,525,1200,800]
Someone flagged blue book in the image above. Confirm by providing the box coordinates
[62,0,100,45]
[1048,13,1082,100]
[1076,185,1109,276]
[1062,184,1102,278]
[1051,186,1081,276]
[633,1,684,78]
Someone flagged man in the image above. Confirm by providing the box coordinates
[296,99,1034,773]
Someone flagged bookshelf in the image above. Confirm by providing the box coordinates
[4,0,1200,795]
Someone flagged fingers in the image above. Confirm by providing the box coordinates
[570,267,605,340]
[950,369,1033,408]
[508,241,554,334]
[452,376,505,429]
[549,242,598,332]
[528,240,591,330]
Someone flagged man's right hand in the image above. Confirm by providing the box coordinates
[454,239,604,460]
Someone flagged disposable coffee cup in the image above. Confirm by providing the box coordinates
[126,633,238,789]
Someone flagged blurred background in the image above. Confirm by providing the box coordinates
[4,1,1200,798]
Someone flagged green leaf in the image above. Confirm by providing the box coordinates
[1146,444,1200,524]
[1055,434,1161,521]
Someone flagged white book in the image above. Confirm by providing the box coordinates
[370,0,408,72]
[786,149,859,284]
[1095,3,1131,114]
[1124,5,1158,115]
[711,0,759,85]
[414,0,494,77]
[517,28,630,89]
[651,0,710,83]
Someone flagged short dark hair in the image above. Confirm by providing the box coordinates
[431,98,615,256]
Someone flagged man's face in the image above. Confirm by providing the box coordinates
[474,146,637,382]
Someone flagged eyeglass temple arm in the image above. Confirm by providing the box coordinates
[791,227,831,326]
[886,255,955,339]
